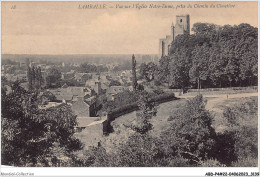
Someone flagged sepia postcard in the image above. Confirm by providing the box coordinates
[1,1,259,176]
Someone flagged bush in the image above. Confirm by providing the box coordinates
[234,126,258,160]
[214,131,237,165]
[199,159,225,167]
[220,98,258,167]
[161,95,216,162]
[153,89,165,95]
[223,107,238,126]
[231,157,258,167]
[106,134,168,167]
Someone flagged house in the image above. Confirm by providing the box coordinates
[49,87,88,103]
[46,86,99,118]
[71,96,96,117]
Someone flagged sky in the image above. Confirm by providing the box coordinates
[2,1,258,55]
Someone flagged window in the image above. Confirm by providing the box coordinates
[180,19,182,22]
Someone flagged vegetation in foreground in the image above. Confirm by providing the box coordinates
[1,82,83,167]
[73,95,258,167]
[2,80,257,167]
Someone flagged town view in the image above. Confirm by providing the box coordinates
[1,1,258,169]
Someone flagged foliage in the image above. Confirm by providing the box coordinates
[136,84,144,91]
[27,66,44,90]
[74,95,257,167]
[156,56,170,84]
[103,90,138,112]
[161,95,216,163]
[214,131,237,165]
[77,62,108,73]
[109,80,121,87]
[1,83,82,166]
[38,91,57,105]
[108,134,167,167]
[231,157,258,167]
[139,62,158,82]
[199,159,225,167]
[131,91,157,134]
[45,67,62,88]
[132,55,138,91]
[219,97,258,166]
[153,89,165,95]
[112,60,132,72]
[159,23,258,88]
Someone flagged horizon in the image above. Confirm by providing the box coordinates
[1,53,158,56]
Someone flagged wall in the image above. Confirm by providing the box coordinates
[105,93,177,134]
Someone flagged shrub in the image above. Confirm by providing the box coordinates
[221,97,258,167]
[234,126,258,160]
[107,134,168,167]
[200,159,225,167]
[161,95,216,162]
[223,107,238,126]
[231,157,258,167]
[214,131,237,165]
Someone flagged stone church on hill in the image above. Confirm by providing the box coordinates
[159,14,190,58]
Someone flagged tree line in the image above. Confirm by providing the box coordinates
[152,23,258,89]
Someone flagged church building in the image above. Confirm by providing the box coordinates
[159,14,190,58]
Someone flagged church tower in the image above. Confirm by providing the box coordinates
[174,14,190,38]
[158,14,190,58]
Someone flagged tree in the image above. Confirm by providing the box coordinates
[27,67,33,90]
[139,62,157,82]
[156,56,170,85]
[163,22,258,88]
[46,68,62,88]
[35,67,44,90]
[27,66,44,90]
[168,47,191,90]
[131,91,157,134]
[161,95,216,164]
[1,83,82,166]
[31,66,36,88]
[189,43,211,89]
[132,54,138,91]
[108,134,168,167]
[38,91,57,105]
[139,63,147,80]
